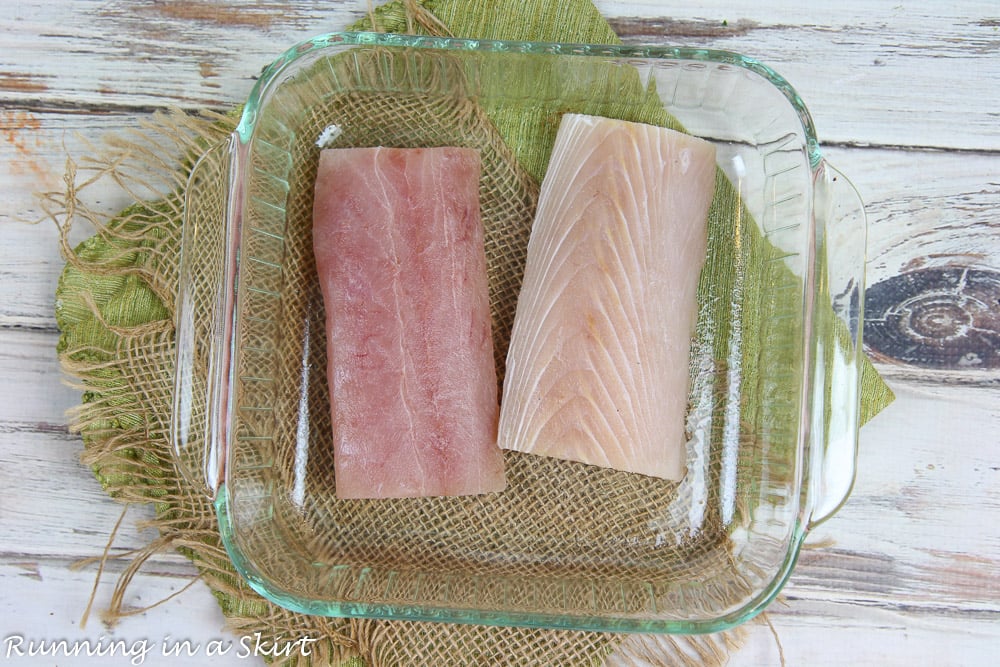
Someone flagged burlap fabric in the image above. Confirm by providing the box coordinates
[48,1,894,665]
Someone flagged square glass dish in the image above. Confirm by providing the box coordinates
[171,32,866,633]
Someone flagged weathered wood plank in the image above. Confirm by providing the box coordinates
[823,146,1000,379]
[795,382,1000,614]
[0,328,80,420]
[0,326,259,663]
[619,598,999,667]
[727,597,998,666]
[0,0,357,110]
[822,147,1000,282]
[0,423,182,560]
[0,327,199,561]
[604,2,1000,152]
[3,111,151,330]
[0,556,251,667]
[0,1,997,150]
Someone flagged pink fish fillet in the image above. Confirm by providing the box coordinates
[498,114,717,481]
[312,147,505,498]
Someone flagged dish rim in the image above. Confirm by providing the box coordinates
[235,31,823,167]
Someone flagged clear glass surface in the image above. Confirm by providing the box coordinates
[172,32,866,633]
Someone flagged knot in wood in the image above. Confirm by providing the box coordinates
[864,267,1000,369]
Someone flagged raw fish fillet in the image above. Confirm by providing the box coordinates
[498,114,717,481]
[312,147,505,498]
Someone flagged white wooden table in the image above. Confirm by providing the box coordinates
[2,1,998,665]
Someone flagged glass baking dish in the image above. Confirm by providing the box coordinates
[171,32,866,633]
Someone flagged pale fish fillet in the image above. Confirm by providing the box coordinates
[498,114,717,481]
[312,147,505,498]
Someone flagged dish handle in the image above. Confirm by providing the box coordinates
[171,138,237,498]
[805,161,866,528]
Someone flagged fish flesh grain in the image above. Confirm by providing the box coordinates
[498,114,717,481]
[312,147,505,498]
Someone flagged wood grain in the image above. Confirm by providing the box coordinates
[0,557,247,667]
[729,598,998,667]
[823,145,1000,381]
[0,1,997,149]
[863,268,1000,369]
